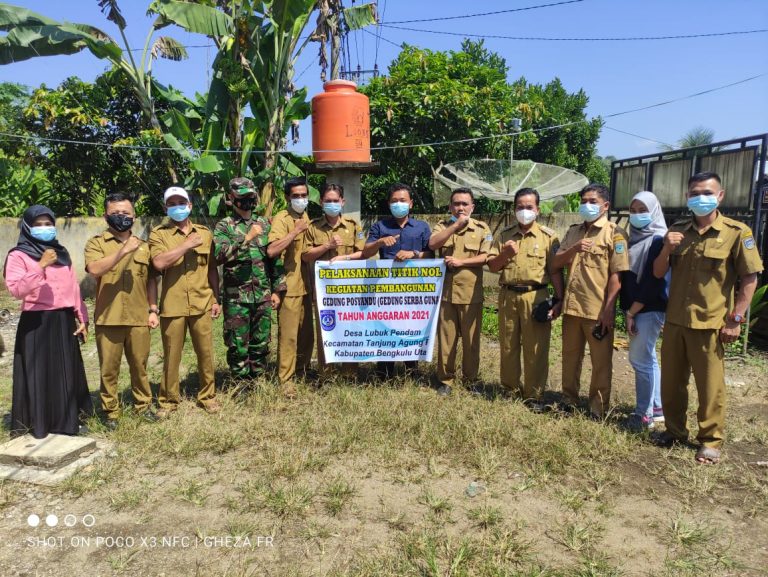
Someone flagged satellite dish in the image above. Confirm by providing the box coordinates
[432,159,589,207]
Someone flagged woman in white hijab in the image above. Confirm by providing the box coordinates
[620,191,669,432]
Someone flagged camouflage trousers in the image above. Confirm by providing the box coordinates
[223,300,272,378]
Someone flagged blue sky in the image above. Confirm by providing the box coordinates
[1,0,767,160]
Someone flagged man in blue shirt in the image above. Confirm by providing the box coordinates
[362,183,432,378]
[363,183,431,261]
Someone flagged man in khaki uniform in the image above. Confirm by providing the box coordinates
[85,192,159,428]
[553,183,629,418]
[429,188,491,396]
[487,188,563,410]
[149,186,221,417]
[301,183,365,371]
[267,177,313,396]
[653,172,762,464]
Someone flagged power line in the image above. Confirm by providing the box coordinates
[380,24,768,42]
[1,72,764,154]
[603,72,768,118]
[387,0,584,24]
[362,26,401,49]
[604,126,672,148]
[127,43,214,52]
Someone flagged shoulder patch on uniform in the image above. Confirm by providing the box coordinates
[744,236,756,250]
[613,233,625,243]
[540,225,556,236]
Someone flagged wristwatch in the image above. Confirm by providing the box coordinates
[149,307,159,314]
[729,312,745,324]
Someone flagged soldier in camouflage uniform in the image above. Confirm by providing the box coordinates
[214,178,287,379]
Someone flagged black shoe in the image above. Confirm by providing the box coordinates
[524,400,545,414]
[78,424,90,436]
[651,431,688,447]
[558,402,577,415]
[138,411,159,424]
[468,383,486,397]
[437,384,452,397]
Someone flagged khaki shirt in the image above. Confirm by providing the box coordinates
[488,221,560,288]
[666,213,763,329]
[304,215,365,261]
[433,217,492,304]
[84,231,156,326]
[560,215,629,320]
[149,221,215,318]
[267,208,311,297]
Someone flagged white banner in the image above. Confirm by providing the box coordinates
[314,259,446,363]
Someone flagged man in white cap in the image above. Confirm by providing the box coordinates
[149,186,222,417]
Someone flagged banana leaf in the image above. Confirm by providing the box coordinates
[343,3,377,31]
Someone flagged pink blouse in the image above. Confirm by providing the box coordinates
[4,250,88,324]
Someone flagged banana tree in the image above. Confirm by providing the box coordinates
[153,80,317,216]
[0,1,188,182]
[149,0,319,214]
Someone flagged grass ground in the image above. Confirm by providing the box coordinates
[0,288,766,577]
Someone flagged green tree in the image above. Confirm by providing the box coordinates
[149,0,321,215]
[15,71,179,216]
[0,1,189,183]
[663,126,716,150]
[360,39,605,213]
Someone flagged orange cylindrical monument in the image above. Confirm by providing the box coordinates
[312,80,370,163]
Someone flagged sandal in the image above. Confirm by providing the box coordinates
[695,446,721,465]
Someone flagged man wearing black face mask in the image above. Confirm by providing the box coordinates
[85,192,160,429]
[214,177,286,382]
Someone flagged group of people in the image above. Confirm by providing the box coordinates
[4,171,762,465]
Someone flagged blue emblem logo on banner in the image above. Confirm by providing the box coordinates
[320,309,336,331]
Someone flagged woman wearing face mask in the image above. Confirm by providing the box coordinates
[302,183,366,375]
[4,205,93,438]
[619,191,668,432]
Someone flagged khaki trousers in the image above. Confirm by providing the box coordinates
[561,314,613,416]
[277,293,314,384]
[660,322,726,448]
[498,289,551,400]
[436,301,482,387]
[159,314,216,409]
[95,325,152,418]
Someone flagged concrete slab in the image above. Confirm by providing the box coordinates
[0,434,96,469]
[0,444,110,486]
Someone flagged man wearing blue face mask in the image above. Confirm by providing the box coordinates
[652,172,762,465]
[149,186,222,418]
[267,177,313,397]
[429,187,492,396]
[302,183,366,375]
[553,183,629,419]
[360,183,432,378]
[362,183,431,262]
